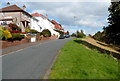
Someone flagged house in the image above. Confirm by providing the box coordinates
[51,20,64,32]
[31,13,59,36]
[0,4,32,32]
[31,16,41,32]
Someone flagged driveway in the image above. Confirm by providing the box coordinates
[2,38,72,79]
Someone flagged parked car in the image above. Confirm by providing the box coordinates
[59,35,65,39]
[65,34,70,38]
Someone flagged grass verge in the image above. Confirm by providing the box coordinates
[49,38,119,79]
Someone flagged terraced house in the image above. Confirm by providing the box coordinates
[0,3,32,32]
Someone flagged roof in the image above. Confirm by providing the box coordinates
[51,20,63,30]
[31,13,47,19]
[0,5,32,17]
[31,13,42,16]
[51,20,58,25]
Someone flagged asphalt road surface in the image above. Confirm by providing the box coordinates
[2,38,72,79]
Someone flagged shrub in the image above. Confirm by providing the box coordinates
[71,33,76,37]
[3,30,12,40]
[0,27,4,40]
[76,30,86,38]
[42,29,51,37]
[39,32,43,36]
[11,30,21,33]
[30,29,39,34]
[8,23,21,32]
[93,31,102,41]
[25,28,30,33]
[54,30,64,35]
[12,33,25,41]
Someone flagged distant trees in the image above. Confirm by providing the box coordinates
[93,1,120,45]
[93,31,102,41]
[71,33,76,37]
[66,31,69,34]
[76,30,86,38]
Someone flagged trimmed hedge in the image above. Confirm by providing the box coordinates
[12,33,25,41]
[30,29,39,34]
[42,29,51,37]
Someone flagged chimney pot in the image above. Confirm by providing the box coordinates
[23,5,26,11]
[7,2,10,6]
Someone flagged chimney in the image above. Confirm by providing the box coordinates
[7,2,10,6]
[46,14,48,19]
[22,5,26,11]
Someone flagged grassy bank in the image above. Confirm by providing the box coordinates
[49,38,119,79]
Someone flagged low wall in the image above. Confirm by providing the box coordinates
[0,35,58,49]
[74,40,120,59]
[0,38,29,49]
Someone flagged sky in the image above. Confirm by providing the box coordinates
[0,0,111,35]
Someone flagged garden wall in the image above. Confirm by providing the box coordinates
[0,35,58,49]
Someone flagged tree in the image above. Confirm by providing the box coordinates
[93,31,102,41]
[71,33,76,37]
[103,2,120,45]
[66,31,69,34]
[76,30,86,38]
[80,30,86,37]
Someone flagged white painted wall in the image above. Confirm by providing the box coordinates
[34,16,60,36]
[31,17,41,32]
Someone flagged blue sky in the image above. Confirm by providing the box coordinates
[0,0,111,35]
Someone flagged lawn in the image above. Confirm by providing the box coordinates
[49,38,119,79]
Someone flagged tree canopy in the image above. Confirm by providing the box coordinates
[103,2,120,45]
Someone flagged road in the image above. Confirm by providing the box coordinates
[2,38,72,79]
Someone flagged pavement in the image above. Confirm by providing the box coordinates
[1,38,58,55]
[1,38,72,79]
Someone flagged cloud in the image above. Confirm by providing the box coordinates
[27,2,110,35]
[31,9,47,15]
[1,1,111,35]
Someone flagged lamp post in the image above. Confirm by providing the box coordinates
[74,16,78,40]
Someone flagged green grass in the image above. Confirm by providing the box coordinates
[49,38,119,79]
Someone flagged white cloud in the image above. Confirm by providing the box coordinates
[31,9,47,15]
[1,2,111,34]
[31,2,110,34]
[77,19,104,28]
[2,0,111,2]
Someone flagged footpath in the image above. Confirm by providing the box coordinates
[1,36,58,55]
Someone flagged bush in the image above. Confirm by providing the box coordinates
[12,33,25,41]
[30,29,39,34]
[76,30,86,38]
[8,23,21,32]
[3,30,12,40]
[11,30,21,33]
[54,30,64,35]
[0,27,4,40]
[25,28,30,33]
[71,33,76,37]
[42,29,51,37]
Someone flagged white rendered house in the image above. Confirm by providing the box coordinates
[31,17,41,32]
[31,13,59,36]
